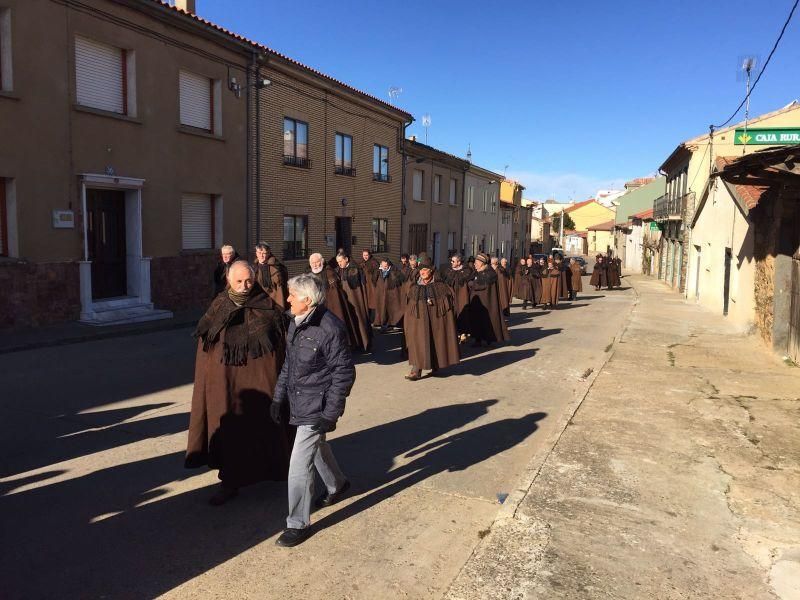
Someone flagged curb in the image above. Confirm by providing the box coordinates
[444,282,642,596]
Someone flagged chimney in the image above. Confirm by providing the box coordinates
[175,0,196,14]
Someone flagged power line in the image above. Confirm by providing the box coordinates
[714,0,799,129]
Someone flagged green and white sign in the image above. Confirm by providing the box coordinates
[734,128,800,145]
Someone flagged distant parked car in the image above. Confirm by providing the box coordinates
[566,256,587,275]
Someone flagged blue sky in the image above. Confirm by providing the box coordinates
[199,0,800,201]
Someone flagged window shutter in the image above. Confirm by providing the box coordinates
[179,70,212,131]
[75,36,125,114]
[181,194,213,249]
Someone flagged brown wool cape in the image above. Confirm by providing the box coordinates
[530,264,544,304]
[373,266,406,327]
[514,265,532,302]
[313,266,369,351]
[590,258,608,288]
[468,268,511,343]
[185,284,293,488]
[442,266,474,334]
[540,265,561,305]
[404,280,460,371]
[494,267,511,314]
[570,263,583,292]
[556,262,572,299]
[608,258,622,288]
[338,264,373,351]
[358,256,380,310]
[501,266,513,300]
[253,255,289,310]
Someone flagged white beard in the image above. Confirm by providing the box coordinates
[311,266,323,274]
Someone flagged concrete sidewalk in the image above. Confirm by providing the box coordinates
[447,275,800,599]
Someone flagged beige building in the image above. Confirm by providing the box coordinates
[499,180,530,261]
[655,100,800,293]
[462,165,502,258]
[252,49,411,273]
[0,0,252,327]
[401,139,468,267]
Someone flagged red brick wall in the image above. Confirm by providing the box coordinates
[150,253,219,312]
[0,261,80,329]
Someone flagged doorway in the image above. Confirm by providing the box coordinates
[87,189,127,299]
[694,245,701,300]
[723,247,732,316]
[432,231,441,267]
[335,217,352,256]
[408,223,427,255]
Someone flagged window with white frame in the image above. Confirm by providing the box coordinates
[447,231,456,253]
[466,185,474,210]
[0,8,12,92]
[490,191,497,213]
[412,170,423,202]
[488,234,495,254]
[501,209,511,224]
[75,35,133,115]
[181,193,220,250]
[482,190,488,212]
[471,235,479,257]
[449,178,457,205]
[433,174,442,204]
[179,70,217,133]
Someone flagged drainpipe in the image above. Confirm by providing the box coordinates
[254,57,262,245]
[399,119,412,254]
[245,51,254,251]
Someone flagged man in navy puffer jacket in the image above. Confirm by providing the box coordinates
[271,273,355,547]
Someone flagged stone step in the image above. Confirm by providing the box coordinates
[80,304,174,326]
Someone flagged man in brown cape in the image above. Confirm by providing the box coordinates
[512,258,527,301]
[441,253,473,343]
[213,244,240,295]
[590,254,608,290]
[491,257,511,316]
[185,261,293,505]
[569,258,583,300]
[373,258,406,331]
[254,242,289,310]
[467,253,511,347]
[500,258,513,300]
[554,255,572,300]
[358,249,380,318]
[607,254,622,288]
[531,257,545,307]
[336,251,373,352]
[403,257,460,381]
[399,254,411,278]
[540,256,561,307]
[309,253,370,352]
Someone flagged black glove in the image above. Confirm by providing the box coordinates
[269,402,283,424]
[311,417,336,433]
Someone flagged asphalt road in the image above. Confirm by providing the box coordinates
[0,276,634,599]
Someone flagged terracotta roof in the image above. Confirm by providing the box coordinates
[587,219,615,231]
[631,208,654,220]
[151,1,412,119]
[716,156,768,209]
[564,198,597,213]
[625,177,655,188]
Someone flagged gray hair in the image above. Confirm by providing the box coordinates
[228,260,255,279]
[288,273,325,307]
[309,252,324,263]
[221,244,235,254]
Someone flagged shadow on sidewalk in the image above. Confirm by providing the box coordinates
[1,400,539,599]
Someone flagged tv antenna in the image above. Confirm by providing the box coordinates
[503,164,509,178]
[388,86,403,105]
[740,56,757,154]
[421,114,432,144]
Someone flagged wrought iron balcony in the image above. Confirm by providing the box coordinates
[283,155,312,169]
[373,172,392,183]
[335,165,356,177]
[653,193,688,221]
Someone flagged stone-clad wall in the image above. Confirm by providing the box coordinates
[0,261,80,329]
[150,253,219,312]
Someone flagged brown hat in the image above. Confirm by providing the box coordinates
[475,253,490,264]
[418,256,433,269]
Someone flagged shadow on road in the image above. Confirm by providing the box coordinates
[1,399,543,599]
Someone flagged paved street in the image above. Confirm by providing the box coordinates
[0,275,632,599]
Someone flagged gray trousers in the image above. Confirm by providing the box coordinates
[287,425,346,529]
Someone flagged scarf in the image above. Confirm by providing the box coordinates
[228,287,251,306]
[409,280,453,318]
[195,283,284,366]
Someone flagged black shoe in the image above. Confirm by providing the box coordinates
[276,527,311,547]
[315,480,351,508]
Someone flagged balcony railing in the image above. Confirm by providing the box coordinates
[335,165,356,176]
[283,155,312,169]
[373,172,391,183]
[654,193,689,221]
